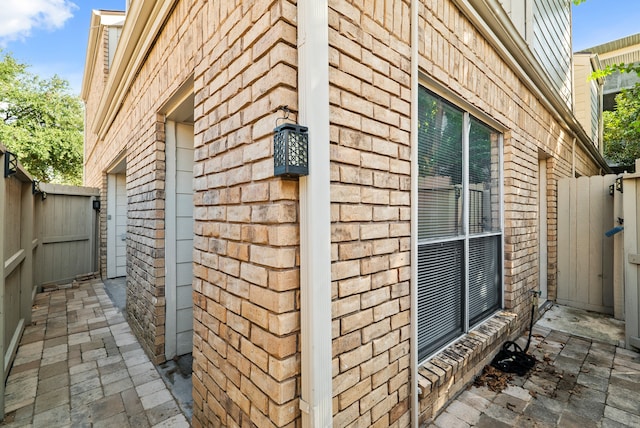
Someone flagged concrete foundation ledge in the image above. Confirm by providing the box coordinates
[417,311,518,425]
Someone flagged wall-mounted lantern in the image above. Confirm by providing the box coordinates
[93,200,101,211]
[609,184,615,196]
[616,177,623,193]
[4,151,17,178]
[273,106,308,179]
[31,179,47,200]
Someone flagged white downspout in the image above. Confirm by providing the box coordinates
[410,0,419,426]
[572,137,576,177]
[298,1,332,427]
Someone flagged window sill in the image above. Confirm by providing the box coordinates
[417,311,518,412]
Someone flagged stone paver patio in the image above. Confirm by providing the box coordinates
[0,277,189,427]
[429,324,640,427]
[1,275,639,427]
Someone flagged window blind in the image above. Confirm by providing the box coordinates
[468,236,501,325]
[417,241,464,360]
[417,89,463,240]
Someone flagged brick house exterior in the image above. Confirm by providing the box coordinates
[81,0,609,426]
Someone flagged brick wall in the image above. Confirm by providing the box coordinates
[84,0,197,364]
[125,114,168,363]
[81,0,606,426]
[190,1,301,426]
[84,24,116,189]
[415,0,600,422]
[328,1,413,426]
[84,26,111,279]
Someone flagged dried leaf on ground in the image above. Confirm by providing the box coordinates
[473,365,513,392]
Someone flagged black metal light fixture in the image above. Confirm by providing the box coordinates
[616,177,623,193]
[609,184,615,196]
[4,151,17,178]
[32,180,41,195]
[273,106,308,179]
[31,179,46,200]
[93,199,101,211]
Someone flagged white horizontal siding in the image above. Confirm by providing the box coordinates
[533,0,572,107]
[590,79,599,146]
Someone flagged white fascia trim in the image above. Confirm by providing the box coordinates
[92,0,178,138]
[451,0,610,172]
[588,54,605,85]
[298,1,333,427]
[100,14,126,26]
[80,11,104,101]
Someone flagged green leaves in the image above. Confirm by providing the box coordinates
[603,86,640,167]
[591,63,640,81]
[0,50,83,185]
[592,62,640,167]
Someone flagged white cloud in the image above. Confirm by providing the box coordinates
[0,0,77,45]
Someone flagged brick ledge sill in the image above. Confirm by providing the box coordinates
[417,311,518,397]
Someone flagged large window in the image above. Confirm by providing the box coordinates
[417,87,503,361]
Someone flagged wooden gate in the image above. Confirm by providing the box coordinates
[35,183,100,285]
[557,175,618,314]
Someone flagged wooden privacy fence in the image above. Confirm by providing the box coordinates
[0,147,99,418]
[35,183,100,286]
[557,175,620,316]
[623,162,640,350]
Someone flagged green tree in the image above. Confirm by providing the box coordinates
[0,50,83,185]
[602,86,640,166]
[573,0,640,167]
[589,63,640,167]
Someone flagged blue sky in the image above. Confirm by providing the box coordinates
[0,0,638,96]
[0,0,125,95]
[572,0,640,51]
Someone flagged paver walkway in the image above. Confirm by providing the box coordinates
[3,276,640,428]
[0,277,189,427]
[429,324,640,427]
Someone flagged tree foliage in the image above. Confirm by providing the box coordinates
[573,0,640,167]
[0,50,83,185]
[592,63,640,81]
[603,86,640,166]
[590,63,640,167]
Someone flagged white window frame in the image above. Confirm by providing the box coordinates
[414,84,505,363]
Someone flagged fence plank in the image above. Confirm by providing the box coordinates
[601,176,615,309]
[624,176,639,348]
[569,178,578,303]
[557,179,570,302]
[0,159,5,419]
[576,177,590,305]
[3,250,25,278]
[588,176,603,308]
[613,176,625,319]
